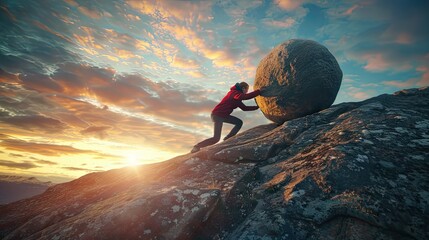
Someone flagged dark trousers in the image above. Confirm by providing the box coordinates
[195,114,243,148]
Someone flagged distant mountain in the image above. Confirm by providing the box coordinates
[0,175,54,204]
[0,87,428,239]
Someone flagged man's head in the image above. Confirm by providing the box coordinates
[239,82,249,93]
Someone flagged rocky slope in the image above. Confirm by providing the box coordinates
[1,87,428,239]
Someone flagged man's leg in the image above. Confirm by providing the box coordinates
[194,116,223,149]
[223,115,243,140]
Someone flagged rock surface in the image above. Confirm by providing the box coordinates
[1,87,429,239]
[254,39,343,124]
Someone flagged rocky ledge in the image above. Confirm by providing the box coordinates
[1,87,428,240]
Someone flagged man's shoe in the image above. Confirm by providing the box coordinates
[191,146,200,153]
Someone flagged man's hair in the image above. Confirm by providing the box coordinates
[239,82,249,89]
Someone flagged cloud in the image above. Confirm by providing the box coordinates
[1,115,67,133]
[77,6,103,19]
[71,26,156,64]
[62,166,101,172]
[275,0,306,11]
[114,48,140,60]
[0,159,38,169]
[383,63,429,88]
[350,91,371,100]
[49,63,216,122]
[0,68,19,83]
[73,26,105,55]
[171,56,200,69]
[344,86,375,101]
[9,153,24,157]
[80,126,111,139]
[416,65,429,87]
[19,72,64,93]
[361,53,391,72]
[50,62,115,95]
[186,70,207,78]
[32,158,58,165]
[163,24,238,68]
[343,4,360,16]
[126,0,213,24]
[0,4,17,22]
[0,139,100,156]
[125,14,141,21]
[1,61,217,153]
[322,0,429,88]
[32,20,73,43]
[64,0,111,19]
[382,79,417,88]
[263,17,296,28]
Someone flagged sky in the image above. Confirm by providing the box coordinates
[0,0,428,182]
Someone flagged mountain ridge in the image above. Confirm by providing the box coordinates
[0,175,54,204]
[1,87,428,239]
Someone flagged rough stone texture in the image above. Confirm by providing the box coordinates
[1,87,429,239]
[254,39,343,124]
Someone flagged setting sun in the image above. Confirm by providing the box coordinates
[124,153,140,166]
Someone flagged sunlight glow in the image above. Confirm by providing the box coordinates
[125,153,140,166]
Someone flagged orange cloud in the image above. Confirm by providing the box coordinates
[0,69,19,84]
[0,160,38,170]
[346,87,374,100]
[78,6,103,19]
[383,64,429,88]
[103,54,119,62]
[101,29,153,58]
[275,0,305,11]
[172,56,200,69]
[383,79,418,88]
[362,53,390,72]
[51,63,115,96]
[127,0,213,23]
[163,24,237,67]
[32,20,73,43]
[0,139,97,156]
[103,29,134,45]
[65,0,110,19]
[135,39,151,51]
[186,70,206,78]
[395,33,413,44]
[1,115,67,133]
[344,4,359,15]
[73,26,105,55]
[416,65,429,86]
[351,91,370,100]
[114,48,140,60]
[80,126,111,139]
[1,63,217,157]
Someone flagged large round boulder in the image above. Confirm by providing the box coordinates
[254,39,342,124]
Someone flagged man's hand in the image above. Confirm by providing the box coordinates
[259,87,268,95]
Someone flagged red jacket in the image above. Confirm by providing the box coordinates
[212,85,261,117]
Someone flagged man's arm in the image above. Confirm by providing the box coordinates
[233,89,261,100]
[238,102,259,111]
